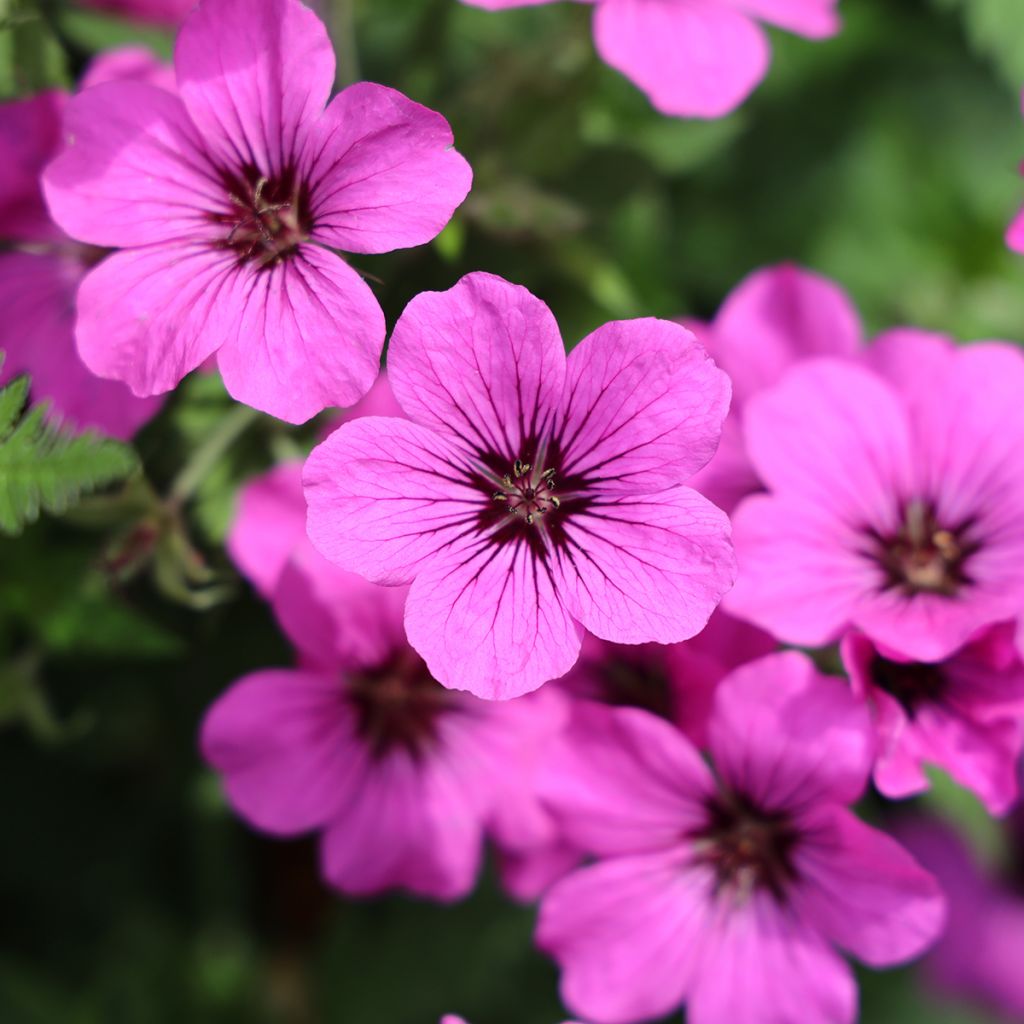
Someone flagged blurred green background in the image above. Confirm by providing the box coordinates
[2,0,1024,1021]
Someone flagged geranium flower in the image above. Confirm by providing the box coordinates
[726,330,1024,661]
[204,440,563,899]
[44,0,472,423]
[536,651,945,1024]
[304,272,736,700]
[842,624,1024,814]
[460,0,840,119]
[0,50,172,438]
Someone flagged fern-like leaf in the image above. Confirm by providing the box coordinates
[0,361,140,536]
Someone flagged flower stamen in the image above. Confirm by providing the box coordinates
[492,459,560,525]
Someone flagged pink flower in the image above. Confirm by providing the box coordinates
[79,0,197,24]
[726,329,1024,661]
[205,444,563,900]
[687,263,862,513]
[841,624,1024,814]
[461,0,840,119]
[304,272,736,700]
[898,818,1024,1023]
[536,651,946,1024]
[43,0,472,424]
[0,52,173,438]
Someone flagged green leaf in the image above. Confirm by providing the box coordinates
[0,367,140,536]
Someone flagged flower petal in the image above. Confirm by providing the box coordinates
[174,0,333,175]
[42,82,220,247]
[74,243,245,398]
[557,318,730,493]
[227,461,307,598]
[308,82,472,254]
[553,487,736,645]
[742,358,914,528]
[404,537,584,699]
[708,651,873,810]
[538,701,714,857]
[0,252,162,439]
[687,891,857,1024]
[709,264,861,406]
[319,746,486,900]
[304,415,483,586]
[0,90,65,244]
[593,0,769,120]
[537,851,713,1024]
[200,669,360,834]
[273,559,408,671]
[80,44,176,92]
[726,494,877,647]
[386,272,566,458]
[215,244,385,422]
[794,806,946,966]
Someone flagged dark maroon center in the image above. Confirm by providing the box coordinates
[870,654,945,717]
[212,164,311,268]
[694,793,799,900]
[869,499,974,597]
[348,651,456,759]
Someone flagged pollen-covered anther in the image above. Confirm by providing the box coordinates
[493,459,560,525]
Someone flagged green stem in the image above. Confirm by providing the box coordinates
[169,405,260,506]
[329,0,360,89]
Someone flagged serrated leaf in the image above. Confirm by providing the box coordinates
[0,369,140,536]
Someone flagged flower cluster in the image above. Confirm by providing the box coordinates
[7,0,1024,1022]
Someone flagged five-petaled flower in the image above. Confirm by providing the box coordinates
[304,272,737,700]
[726,329,1024,661]
[537,651,946,1024]
[43,0,472,423]
[460,0,840,119]
[203,446,565,900]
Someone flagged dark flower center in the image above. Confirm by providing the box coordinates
[492,458,560,526]
[870,654,945,717]
[694,793,799,900]
[347,650,457,760]
[213,164,311,268]
[870,499,973,596]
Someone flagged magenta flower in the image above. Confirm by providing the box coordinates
[899,818,1024,1023]
[726,329,1024,661]
[536,651,945,1024]
[841,624,1024,814]
[0,56,171,438]
[687,263,862,513]
[43,0,472,424]
[205,448,564,900]
[461,0,840,119]
[304,272,736,700]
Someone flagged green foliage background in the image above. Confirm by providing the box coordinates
[2,0,1024,1021]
